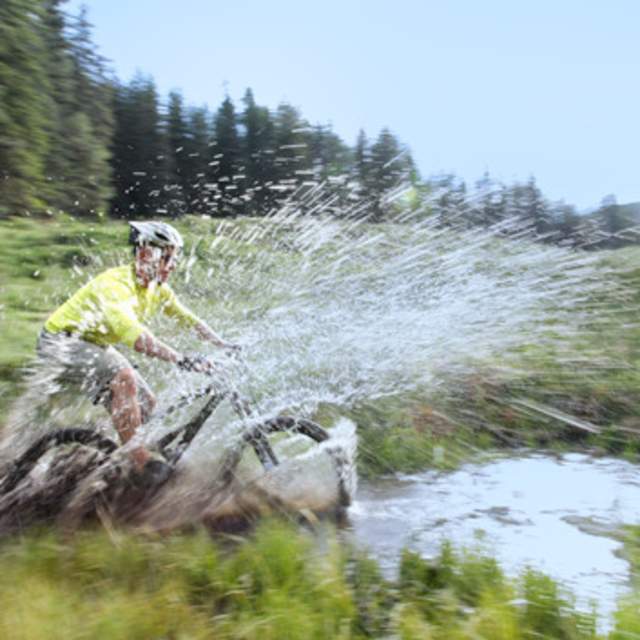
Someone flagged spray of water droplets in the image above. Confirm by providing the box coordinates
[2,182,636,463]
[140,183,634,450]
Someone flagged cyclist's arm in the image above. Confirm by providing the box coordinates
[134,331,181,363]
[102,293,185,365]
[193,321,231,348]
[162,289,237,349]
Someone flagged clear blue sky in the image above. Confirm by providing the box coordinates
[68,0,640,210]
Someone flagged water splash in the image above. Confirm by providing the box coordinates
[3,183,636,464]
[147,185,632,450]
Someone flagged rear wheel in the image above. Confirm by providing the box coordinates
[0,428,117,495]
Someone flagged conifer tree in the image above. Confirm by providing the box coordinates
[273,103,308,190]
[63,111,112,213]
[474,172,507,227]
[368,128,408,219]
[183,106,211,214]
[553,202,580,244]
[111,76,167,217]
[0,0,51,215]
[522,177,550,236]
[308,124,351,180]
[432,174,469,227]
[66,5,114,214]
[354,129,370,189]
[241,88,276,213]
[40,0,75,211]
[165,91,189,216]
[241,88,260,187]
[210,95,242,215]
[599,194,627,236]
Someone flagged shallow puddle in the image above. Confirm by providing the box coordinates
[348,452,640,628]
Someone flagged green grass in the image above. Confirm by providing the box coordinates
[0,521,636,639]
[313,397,486,478]
[609,527,640,640]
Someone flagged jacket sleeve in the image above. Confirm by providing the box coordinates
[160,286,201,329]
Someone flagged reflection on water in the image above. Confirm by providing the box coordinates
[348,452,640,628]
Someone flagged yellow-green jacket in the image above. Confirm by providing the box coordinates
[44,265,199,348]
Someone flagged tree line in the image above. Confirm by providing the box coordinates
[1,0,638,249]
[110,82,415,220]
[424,174,640,250]
[1,0,113,217]
[0,0,414,220]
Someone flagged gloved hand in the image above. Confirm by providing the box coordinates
[222,342,243,358]
[177,353,215,373]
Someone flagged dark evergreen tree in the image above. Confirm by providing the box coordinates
[308,124,351,180]
[111,75,167,217]
[368,128,409,220]
[164,91,189,216]
[551,202,580,245]
[182,106,211,214]
[431,174,469,227]
[354,129,370,188]
[241,88,276,214]
[241,88,260,186]
[66,5,114,214]
[502,182,527,229]
[522,177,550,237]
[474,172,495,226]
[273,103,308,190]
[0,0,51,215]
[300,124,354,215]
[473,172,508,227]
[63,111,112,214]
[210,95,242,215]
[599,194,627,236]
[40,0,74,211]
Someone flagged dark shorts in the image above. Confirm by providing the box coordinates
[36,330,153,413]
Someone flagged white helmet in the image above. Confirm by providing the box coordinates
[129,221,184,250]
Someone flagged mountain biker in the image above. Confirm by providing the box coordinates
[37,220,239,473]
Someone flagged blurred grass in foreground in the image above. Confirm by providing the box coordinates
[0,521,638,639]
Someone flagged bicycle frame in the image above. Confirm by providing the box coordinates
[0,378,329,498]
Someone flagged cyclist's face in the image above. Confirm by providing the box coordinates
[157,247,179,283]
[136,245,179,286]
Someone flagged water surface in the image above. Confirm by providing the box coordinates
[348,452,640,626]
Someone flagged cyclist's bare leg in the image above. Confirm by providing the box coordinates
[110,368,150,469]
